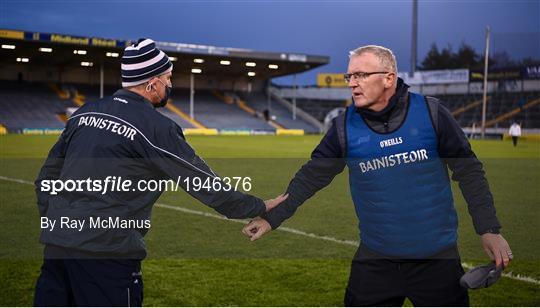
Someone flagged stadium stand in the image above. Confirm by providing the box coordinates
[168,90,274,130]
[293,98,349,122]
[437,92,540,128]
[157,107,197,129]
[2,29,538,136]
[67,83,117,102]
[1,79,537,135]
[276,86,539,131]
[68,83,199,129]
[238,92,320,133]
[68,85,540,133]
[0,81,76,131]
[38,84,317,133]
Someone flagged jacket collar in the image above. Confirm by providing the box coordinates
[356,77,409,121]
[113,89,155,109]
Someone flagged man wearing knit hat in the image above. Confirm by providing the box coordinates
[121,38,174,107]
[33,38,287,306]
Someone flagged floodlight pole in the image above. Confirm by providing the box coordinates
[190,73,195,119]
[410,0,418,77]
[267,85,272,112]
[481,26,490,139]
[292,74,297,120]
[99,62,104,99]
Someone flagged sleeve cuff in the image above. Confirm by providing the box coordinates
[479,227,501,235]
[261,212,283,230]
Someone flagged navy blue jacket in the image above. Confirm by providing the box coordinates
[35,89,265,259]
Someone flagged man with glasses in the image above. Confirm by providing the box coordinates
[243,45,512,306]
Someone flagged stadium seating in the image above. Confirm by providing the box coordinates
[293,98,349,122]
[157,107,197,129]
[68,83,118,102]
[72,85,317,131]
[239,92,320,132]
[169,90,274,130]
[61,85,276,130]
[290,91,539,130]
[2,80,537,133]
[0,81,76,131]
[436,92,540,128]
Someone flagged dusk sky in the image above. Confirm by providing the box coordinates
[1,0,539,85]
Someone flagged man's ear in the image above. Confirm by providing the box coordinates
[385,73,396,88]
[148,77,159,88]
[145,80,154,92]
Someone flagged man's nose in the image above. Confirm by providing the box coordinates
[347,77,358,88]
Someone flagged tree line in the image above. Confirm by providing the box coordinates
[420,42,539,70]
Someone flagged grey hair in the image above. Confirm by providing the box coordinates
[349,45,398,73]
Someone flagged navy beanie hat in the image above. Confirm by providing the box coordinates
[121,38,172,87]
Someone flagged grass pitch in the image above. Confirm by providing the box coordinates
[0,135,539,306]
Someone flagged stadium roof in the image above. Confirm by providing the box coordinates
[0,29,329,79]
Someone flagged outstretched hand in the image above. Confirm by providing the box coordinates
[264,193,288,212]
[242,217,272,241]
[243,194,287,241]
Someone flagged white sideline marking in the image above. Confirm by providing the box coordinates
[0,176,33,185]
[2,175,539,285]
[155,203,360,246]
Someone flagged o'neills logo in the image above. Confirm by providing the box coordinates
[380,137,403,148]
[113,97,128,104]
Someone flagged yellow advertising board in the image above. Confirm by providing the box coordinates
[183,128,219,135]
[276,129,304,136]
[0,29,24,40]
[317,73,348,88]
[51,34,90,45]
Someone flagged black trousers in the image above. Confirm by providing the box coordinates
[34,258,143,306]
[344,245,469,307]
[512,136,518,147]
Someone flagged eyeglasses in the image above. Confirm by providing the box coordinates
[343,71,389,83]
